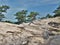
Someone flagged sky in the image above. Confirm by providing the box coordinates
[0,0,60,22]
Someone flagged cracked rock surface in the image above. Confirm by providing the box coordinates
[0,17,60,45]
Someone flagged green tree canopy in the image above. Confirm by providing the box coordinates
[0,5,9,21]
[28,12,39,21]
[14,10,27,24]
[0,13,5,21]
[46,14,53,18]
[0,5,9,13]
[53,5,60,17]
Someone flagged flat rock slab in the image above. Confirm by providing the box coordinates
[50,35,60,45]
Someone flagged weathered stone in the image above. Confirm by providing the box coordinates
[0,17,60,45]
[49,35,60,45]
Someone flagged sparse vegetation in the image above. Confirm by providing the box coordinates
[53,6,60,17]
[0,5,9,21]
[0,5,60,24]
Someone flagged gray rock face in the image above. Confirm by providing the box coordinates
[48,22,60,28]
[0,17,60,45]
[49,35,60,45]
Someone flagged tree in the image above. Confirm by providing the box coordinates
[4,20,14,23]
[14,10,27,24]
[28,12,39,20]
[0,5,9,13]
[53,5,60,17]
[0,13,5,21]
[20,10,27,22]
[46,14,53,18]
[27,12,39,25]
[40,17,47,19]
[0,5,9,21]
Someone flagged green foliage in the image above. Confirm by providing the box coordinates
[0,5,9,13]
[0,13,5,21]
[14,10,27,24]
[27,12,39,22]
[4,20,14,23]
[0,5,9,21]
[15,10,39,24]
[46,14,53,18]
[40,17,46,19]
[53,6,60,17]
[0,5,59,24]
[40,14,53,19]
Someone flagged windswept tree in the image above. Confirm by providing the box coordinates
[20,10,27,22]
[28,12,39,20]
[28,12,39,25]
[14,10,27,24]
[53,5,60,17]
[0,5,9,21]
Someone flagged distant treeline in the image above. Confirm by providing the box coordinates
[0,5,60,24]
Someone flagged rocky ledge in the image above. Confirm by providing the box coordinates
[0,17,60,45]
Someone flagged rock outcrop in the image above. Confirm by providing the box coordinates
[0,17,60,45]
